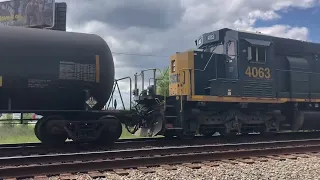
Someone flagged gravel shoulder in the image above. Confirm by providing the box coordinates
[97,154,320,180]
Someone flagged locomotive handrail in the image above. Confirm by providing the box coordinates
[208,78,239,81]
[194,44,219,72]
[275,68,320,74]
[133,68,162,96]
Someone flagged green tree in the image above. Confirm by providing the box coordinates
[156,67,169,96]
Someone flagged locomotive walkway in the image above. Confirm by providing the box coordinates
[0,138,320,179]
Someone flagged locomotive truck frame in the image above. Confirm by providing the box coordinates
[1,27,320,146]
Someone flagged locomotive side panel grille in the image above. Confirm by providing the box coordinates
[243,80,273,98]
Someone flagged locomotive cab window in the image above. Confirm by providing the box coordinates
[244,38,271,63]
[248,46,267,63]
[171,60,176,73]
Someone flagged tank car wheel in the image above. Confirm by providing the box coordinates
[93,115,122,145]
[34,119,41,141]
[36,116,68,146]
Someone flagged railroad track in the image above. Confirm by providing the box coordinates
[0,137,162,157]
[1,131,320,158]
[0,138,320,179]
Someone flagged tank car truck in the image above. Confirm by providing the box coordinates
[0,25,137,146]
[126,28,320,138]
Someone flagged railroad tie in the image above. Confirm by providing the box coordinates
[182,163,202,169]
[137,167,156,173]
[113,169,129,176]
[33,175,49,180]
[221,159,238,165]
[266,155,286,161]
[160,164,178,170]
[236,158,255,164]
[202,161,220,167]
[59,173,77,180]
[88,171,105,179]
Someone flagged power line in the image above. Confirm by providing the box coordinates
[111,51,169,57]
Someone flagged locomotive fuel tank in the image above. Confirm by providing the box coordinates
[296,111,320,130]
[0,25,114,111]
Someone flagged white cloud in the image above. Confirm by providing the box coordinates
[251,25,309,40]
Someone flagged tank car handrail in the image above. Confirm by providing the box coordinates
[107,77,132,110]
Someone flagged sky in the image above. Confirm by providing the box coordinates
[2,0,320,109]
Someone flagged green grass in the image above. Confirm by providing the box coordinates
[0,123,140,144]
[0,124,38,144]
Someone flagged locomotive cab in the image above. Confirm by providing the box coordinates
[169,28,240,97]
[169,28,274,100]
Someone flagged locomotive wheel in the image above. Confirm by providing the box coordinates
[202,131,215,138]
[163,130,180,139]
[35,116,68,146]
[94,115,122,145]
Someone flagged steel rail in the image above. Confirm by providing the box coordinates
[0,131,320,158]
[0,142,319,179]
[0,138,320,167]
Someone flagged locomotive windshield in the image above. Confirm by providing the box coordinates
[202,41,236,59]
[226,40,236,59]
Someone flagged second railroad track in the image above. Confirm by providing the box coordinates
[1,138,320,179]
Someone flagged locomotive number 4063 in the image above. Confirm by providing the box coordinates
[245,66,271,79]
